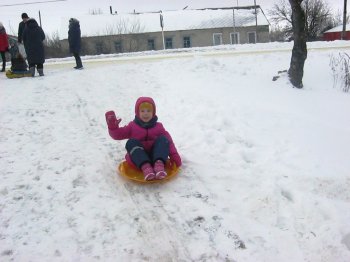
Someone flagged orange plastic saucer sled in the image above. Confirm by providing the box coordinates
[118,160,180,183]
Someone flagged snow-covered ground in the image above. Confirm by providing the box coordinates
[1,41,350,262]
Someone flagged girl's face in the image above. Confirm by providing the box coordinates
[139,108,153,122]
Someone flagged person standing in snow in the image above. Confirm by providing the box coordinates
[18,13,29,44]
[105,97,182,181]
[0,22,9,72]
[22,18,45,76]
[68,18,83,69]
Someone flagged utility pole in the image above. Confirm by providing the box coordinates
[232,8,236,33]
[254,0,258,43]
[160,12,165,49]
[342,0,348,40]
[38,10,42,27]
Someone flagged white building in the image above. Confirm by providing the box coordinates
[59,6,270,55]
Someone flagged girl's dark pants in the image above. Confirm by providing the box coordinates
[125,135,169,168]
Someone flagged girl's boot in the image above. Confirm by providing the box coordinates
[38,68,44,76]
[141,163,155,181]
[154,160,167,180]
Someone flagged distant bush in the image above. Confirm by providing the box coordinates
[330,53,350,93]
[44,32,67,58]
[89,8,103,15]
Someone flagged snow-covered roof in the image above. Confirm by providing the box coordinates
[59,7,269,39]
[324,24,350,33]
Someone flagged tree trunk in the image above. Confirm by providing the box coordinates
[288,0,307,88]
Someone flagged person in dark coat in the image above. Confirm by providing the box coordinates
[18,13,29,44]
[0,22,9,72]
[22,18,45,76]
[68,18,83,69]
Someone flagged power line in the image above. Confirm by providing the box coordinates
[0,0,66,7]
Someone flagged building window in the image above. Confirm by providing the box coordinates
[230,32,240,44]
[165,37,173,49]
[183,36,191,48]
[213,33,223,45]
[148,39,155,50]
[114,41,122,53]
[248,32,256,44]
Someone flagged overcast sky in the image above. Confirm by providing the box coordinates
[0,0,346,35]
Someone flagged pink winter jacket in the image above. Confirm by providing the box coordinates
[108,97,180,166]
[108,120,178,154]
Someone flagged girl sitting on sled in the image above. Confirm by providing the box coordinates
[106,97,181,181]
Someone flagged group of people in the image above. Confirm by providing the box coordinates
[0,13,83,77]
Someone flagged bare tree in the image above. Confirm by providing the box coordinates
[304,0,332,39]
[89,8,103,15]
[330,52,350,92]
[269,0,295,40]
[288,0,307,88]
[103,18,144,35]
[322,10,349,32]
[44,31,64,58]
[269,0,332,41]
[270,24,290,41]
[269,0,293,25]
[333,10,350,26]
[103,18,145,53]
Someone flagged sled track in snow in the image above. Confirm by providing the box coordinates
[69,90,194,260]
[45,44,350,69]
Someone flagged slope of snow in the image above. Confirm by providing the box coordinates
[1,41,350,261]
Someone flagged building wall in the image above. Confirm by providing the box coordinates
[323,31,350,41]
[60,25,270,55]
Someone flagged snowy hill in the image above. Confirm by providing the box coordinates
[1,41,350,261]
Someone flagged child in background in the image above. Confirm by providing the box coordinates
[8,37,29,73]
[106,97,181,181]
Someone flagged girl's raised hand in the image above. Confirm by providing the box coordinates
[105,111,121,129]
